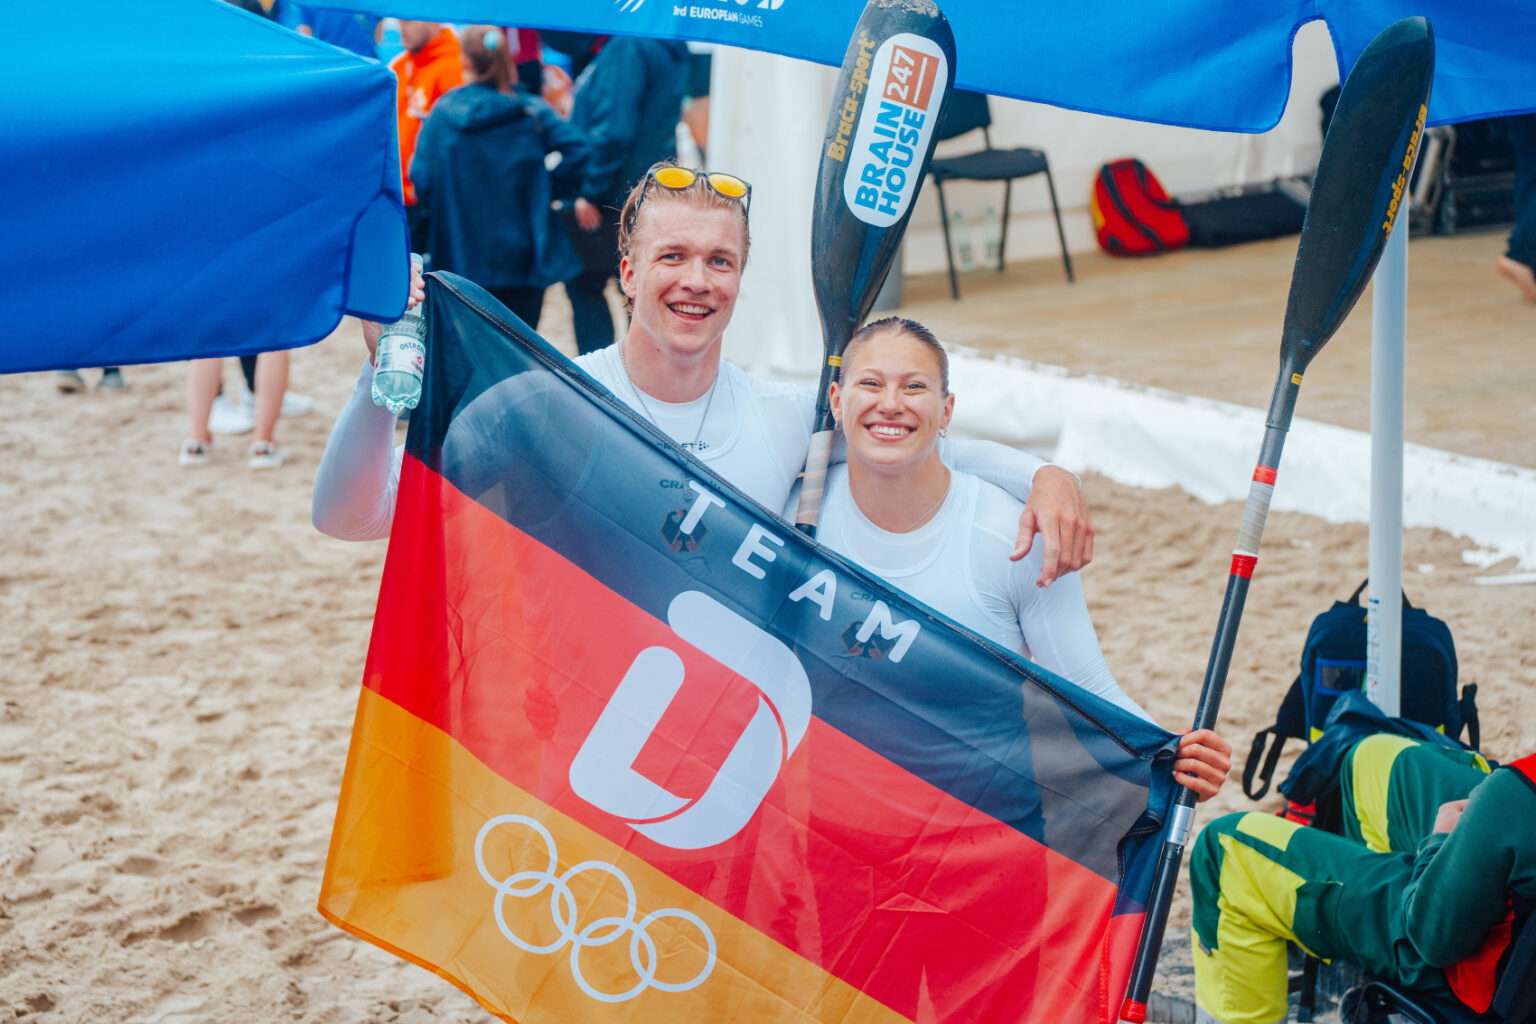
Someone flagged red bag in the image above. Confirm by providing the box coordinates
[1090,158,1190,255]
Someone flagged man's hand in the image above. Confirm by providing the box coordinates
[1011,465,1094,586]
[1432,798,1469,834]
[362,319,383,361]
[1172,728,1232,803]
[574,197,602,231]
[361,256,427,362]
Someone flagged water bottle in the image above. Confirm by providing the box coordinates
[372,254,426,414]
[952,209,977,272]
[981,206,1002,268]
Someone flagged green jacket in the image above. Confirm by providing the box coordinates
[1403,754,1536,1002]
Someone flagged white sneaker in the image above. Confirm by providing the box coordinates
[238,386,314,419]
[248,441,285,470]
[281,390,314,417]
[178,439,212,466]
[208,394,255,435]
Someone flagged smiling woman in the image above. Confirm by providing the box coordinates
[804,316,1233,803]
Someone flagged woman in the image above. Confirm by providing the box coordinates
[809,316,1230,800]
[409,25,589,328]
[180,352,287,469]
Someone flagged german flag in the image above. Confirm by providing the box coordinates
[319,273,1178,1023]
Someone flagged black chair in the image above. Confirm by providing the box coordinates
[1340,905,1536,1024]
[927,90,1073,299]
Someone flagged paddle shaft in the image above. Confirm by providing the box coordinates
[797,363,842,536]
[793,0,955,537]
[1119,353,1304,1021]
[1117,17,1434,1014]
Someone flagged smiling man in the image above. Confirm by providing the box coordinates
[314,164,1094,584]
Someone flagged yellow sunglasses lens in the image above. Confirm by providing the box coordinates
[704,173,749,198]
[652,166,699,189]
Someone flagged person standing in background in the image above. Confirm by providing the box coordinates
[562,35,691,355]
[1495,113,1536,303]
[389,21,463,255]
[410,26,591,329]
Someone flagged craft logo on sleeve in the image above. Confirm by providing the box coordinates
[843,33,948,228]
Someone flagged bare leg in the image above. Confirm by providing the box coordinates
[1495,254,1536,302]
[185,359,223,444]
[252,350,289,446]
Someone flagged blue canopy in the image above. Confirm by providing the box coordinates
[7,1,1529,375]
[332,0,1535,130]
[3,0,409,373]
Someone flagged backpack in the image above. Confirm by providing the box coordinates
[1090,158,1190,255]
[1242,579,1478,801]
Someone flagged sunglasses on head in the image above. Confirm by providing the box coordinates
[627,165,752,236]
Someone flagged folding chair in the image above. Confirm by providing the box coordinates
[927,89,1073,299]
[1341,906,1536,1024]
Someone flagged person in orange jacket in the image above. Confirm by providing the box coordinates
[389,21,463,252]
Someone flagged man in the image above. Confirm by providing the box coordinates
[1190,733,1535,1024]
[314,167,1095,584]
[389,21,462,252]
[1495,114,1536,302]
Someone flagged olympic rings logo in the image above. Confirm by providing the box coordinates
[474,814,717,1002]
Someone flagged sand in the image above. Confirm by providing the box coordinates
[2,272,1532,1023]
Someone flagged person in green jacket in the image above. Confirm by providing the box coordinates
[1189,733,1536,1024]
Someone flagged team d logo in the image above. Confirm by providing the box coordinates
[569,591,812,850]
[843,33,948,228]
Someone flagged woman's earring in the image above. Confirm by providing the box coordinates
[939,423,948,438]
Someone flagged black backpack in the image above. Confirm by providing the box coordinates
[1242,580,1478,801]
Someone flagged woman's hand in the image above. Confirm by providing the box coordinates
[1011,466,1094,586]
[1172,728,1232,803]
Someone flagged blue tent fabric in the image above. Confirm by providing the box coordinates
[2,0,409,373]
[332,0,1535,130]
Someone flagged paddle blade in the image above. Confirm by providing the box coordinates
[1281,16,1434,369]
[811,0,956,358]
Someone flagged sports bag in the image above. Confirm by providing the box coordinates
[1180,187,1306,248]
[1090,158,1190,255]
[1242,579,1478,800]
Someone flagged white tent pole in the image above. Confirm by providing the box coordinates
[1365,214,1406,716]
[710,47,830,382]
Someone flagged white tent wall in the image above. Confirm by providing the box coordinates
[903,20,1342,272]
[710,20,1341,380]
